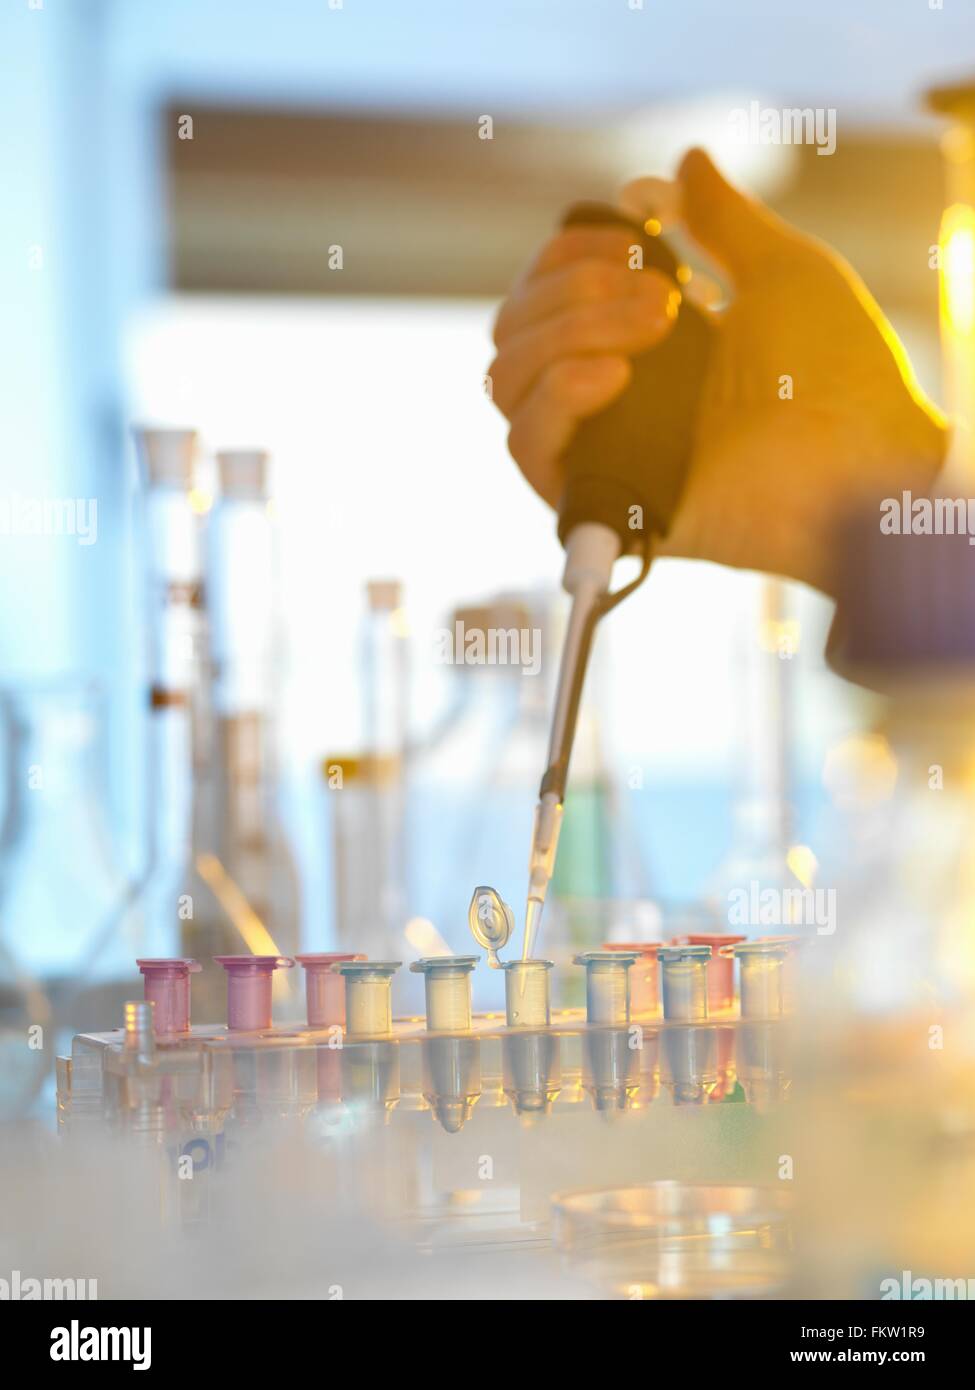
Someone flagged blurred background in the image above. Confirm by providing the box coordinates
[3,0,975,1104]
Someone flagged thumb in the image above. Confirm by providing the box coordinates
[677,147,800,282]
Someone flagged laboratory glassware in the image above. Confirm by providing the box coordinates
[0,681,137,1118]
[194,449,301,1018]
[553,1182,793,1299]
[135,428,203,966]
[323,579,408,960]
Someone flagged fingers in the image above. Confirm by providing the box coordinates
[621,149,804,285]
[676,148,803,281]
[494,255,669,346]
[488,271,677,419]
[506,356,633,507]
[523,224,639,280]
[618,176,681,231]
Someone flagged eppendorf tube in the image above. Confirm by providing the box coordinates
[295,952,365,1028]
[336,960,401,1038]
[409,956,478,1032]
[574,951,638,1026]
[136,958,201,1036]
[727,940,793,1019]
[214,955,294,1031]
[602,942,661,1016]
[657,944,712,1021]
[502,959,553,1028]
[671,933,744,1012]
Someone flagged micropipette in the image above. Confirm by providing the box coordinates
[522,202,713,958]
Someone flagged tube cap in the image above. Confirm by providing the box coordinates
[136,958,201,1036]
[214,955,294,1031]
[295,953,365,1027]
[409,956,479,975]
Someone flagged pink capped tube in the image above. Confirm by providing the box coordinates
[295,953,365,1027]
[136,958,202,1036]
[214,955,295,1031]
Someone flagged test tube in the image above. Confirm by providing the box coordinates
[340,1041,402,1119]
[670,933,744,1012]
[502,959,553,1028]
[502,1033,561,1116]
[657,944,712,1022]
[336,960,401,1038]
[601,942,661,1016]
[409,956,478,1032]
[729,940,792,1019]
[295,953,365,1028]
[136,957,202,1036]
[214,955,295,1031]
[573,951,638,1026]
[421,1036,481,1132]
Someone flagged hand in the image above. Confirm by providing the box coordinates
[488,149,947,595]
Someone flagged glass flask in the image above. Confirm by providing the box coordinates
[0,681,136,1118]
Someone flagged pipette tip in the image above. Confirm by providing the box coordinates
[523,897,544,961]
